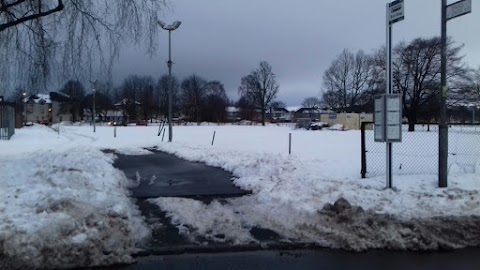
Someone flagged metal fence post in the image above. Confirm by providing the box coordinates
[361,122,367,178]
[289,133,292,155]
[114,126,117,138]
[211,130,216,146]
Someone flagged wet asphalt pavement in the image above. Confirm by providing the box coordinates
[113,148,249,199]
[94,249,480,270]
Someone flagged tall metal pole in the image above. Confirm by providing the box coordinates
[472,106,476,124]
[386,3,393,189]
[167,30,173,142]
[23,93,27,126]
[439,0,448,188]
[93,89,96,133]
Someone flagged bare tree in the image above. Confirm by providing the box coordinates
[271,100,286,109]
[156,74,179,118]
[302,97,320,109]
[203,81,228,123]
[0,0,168,95]
[0,1,64,32]
[138,77,155,122]
[60,80,85,122]
[322,49,373,111]
[119,75,154,121]
[235,95,255,121]
[392,37,469,131]
[238,61,279,126]
[473,66,480,98]
[82,92,112,121]
[180,74,208,124]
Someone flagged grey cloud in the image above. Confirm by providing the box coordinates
[112,0,480,106]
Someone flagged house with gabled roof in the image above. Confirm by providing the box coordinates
[23,92,72,124]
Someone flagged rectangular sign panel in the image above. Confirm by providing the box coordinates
[385,94,402,142]
[374,94,402,143]
[389,0,405,24]
[374,95,385,142]
[447,0,472,20]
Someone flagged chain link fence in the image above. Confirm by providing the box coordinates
[0,102,15,140]
[361,122,480,178]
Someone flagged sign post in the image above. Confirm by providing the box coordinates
[380,0,404,189]
[374,94,402,188]
[439,0,472,188]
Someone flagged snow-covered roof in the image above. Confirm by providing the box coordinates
[24,94,51,104]
[114,98,141,106]
[449,100,480,107]
[227,106,239,113]
[286,106,301,112]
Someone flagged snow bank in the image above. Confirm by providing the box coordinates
[150,196,480,251]
[0,147,149,269]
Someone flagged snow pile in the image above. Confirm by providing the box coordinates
[151,198,255,245]
[150,196,480,251]
[0,147,149,270]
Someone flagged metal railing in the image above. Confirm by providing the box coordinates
[0,103,15,140]
[361,122,480,178]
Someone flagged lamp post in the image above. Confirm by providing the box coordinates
[158,20,181,142]
[22,92,27,126]
[92,88,96,133]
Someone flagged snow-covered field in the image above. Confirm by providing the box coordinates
[1,123,480,268]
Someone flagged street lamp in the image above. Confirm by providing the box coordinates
[22,92,27,126]
[92,88,96,133]
[158,20,181,142]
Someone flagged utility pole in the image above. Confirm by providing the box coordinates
[386,3,393,189]
[439,0,448,188]
[93,88,96,133]
[22,92,27,126]
[439,0,472,187]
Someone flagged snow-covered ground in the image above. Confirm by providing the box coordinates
[1,123,479,268]
[0,126,151,269]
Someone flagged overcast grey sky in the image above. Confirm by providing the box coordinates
[112,0,480,106]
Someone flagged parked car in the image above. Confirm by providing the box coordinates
[108,121,126,126]
[309,120,329,130]
[136,120,147,126]
[295,118,312,129]
[309,122,322,130]
[329,124,348,131]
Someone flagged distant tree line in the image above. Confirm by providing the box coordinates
[37,74,229,124]
[321,36,480,131]
[6,60,283,125]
